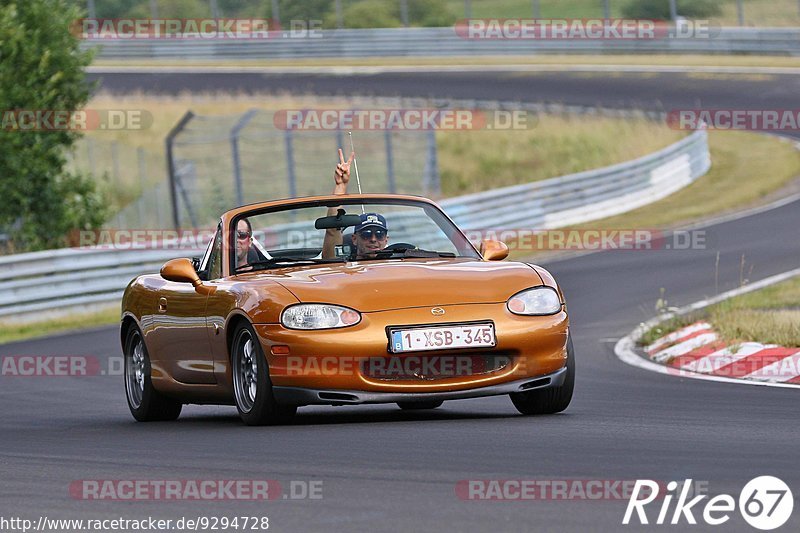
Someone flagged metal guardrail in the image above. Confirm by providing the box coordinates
[83,27,800,58]
[0,129,709,319]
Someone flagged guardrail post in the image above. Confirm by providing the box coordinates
[165,111,195,229]
[230,109,258,207]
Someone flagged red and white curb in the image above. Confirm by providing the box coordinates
[645,322,800,384]
[615,267,800,389]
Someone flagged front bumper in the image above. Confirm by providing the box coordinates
[273,365,567,406]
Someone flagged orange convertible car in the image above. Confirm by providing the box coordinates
[121,194,574,425]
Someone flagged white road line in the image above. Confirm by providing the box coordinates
[614,267,800,389]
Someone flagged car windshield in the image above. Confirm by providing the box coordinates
[232,198,480,272]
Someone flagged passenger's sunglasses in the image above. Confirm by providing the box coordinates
[357,229,386,240]
[236,231,252,239]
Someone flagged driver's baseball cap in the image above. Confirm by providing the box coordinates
[355,213,388,233]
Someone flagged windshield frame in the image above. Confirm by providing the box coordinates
[227,196,480,275]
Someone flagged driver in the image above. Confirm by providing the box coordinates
[321,149,390,260]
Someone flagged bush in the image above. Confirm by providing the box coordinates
[621,0,722,19]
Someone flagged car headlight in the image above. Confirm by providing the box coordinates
[281,304,362,330]
[507,287,562,316]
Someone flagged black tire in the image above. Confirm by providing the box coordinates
[510,335,575,415]
[124,325,182,422]
[397,400,444,410]
[231,322,296,426]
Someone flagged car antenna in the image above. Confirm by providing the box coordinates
[349,131,365,214]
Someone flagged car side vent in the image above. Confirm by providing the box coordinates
[520,378,550,390]
[318,392,359,402]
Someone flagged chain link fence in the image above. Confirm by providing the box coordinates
[166,109,438,229]
[67,137,171,229]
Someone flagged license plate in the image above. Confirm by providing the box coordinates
[389,323,496,353]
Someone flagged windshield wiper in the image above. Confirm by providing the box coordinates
[236,257,345,272]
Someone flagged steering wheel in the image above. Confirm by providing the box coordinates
[384,242,417,251]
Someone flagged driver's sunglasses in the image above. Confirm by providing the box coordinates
[357,229,386,240]
[236,231,252,239]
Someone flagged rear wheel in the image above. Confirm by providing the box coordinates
[510,335,575,415]
[397,400,444,410]
[231,322,296,426]
[124,326,182,422]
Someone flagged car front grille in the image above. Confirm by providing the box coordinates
[361,353,511,382]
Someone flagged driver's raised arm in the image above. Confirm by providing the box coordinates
[321,149,354,260]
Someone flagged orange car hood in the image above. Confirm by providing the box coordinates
[243,259,543,312]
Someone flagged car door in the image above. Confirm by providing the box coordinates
[147,229,220,385]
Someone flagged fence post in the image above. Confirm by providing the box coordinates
[284,129,297,198]
[111,141,120,190]
[385,130,396,193]
[87,137,95,176]
[165,111,195,229]
[230,109,258,207]
[423,130,440,196]
[137,147,146,227]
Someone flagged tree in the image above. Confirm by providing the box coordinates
[0,0,107,251]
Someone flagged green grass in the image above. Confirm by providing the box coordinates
[0,306,119,346]
[563,130,800,230]
[640,275,800,348]
[437,113,683,195]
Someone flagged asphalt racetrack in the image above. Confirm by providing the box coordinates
[1,70,799,532]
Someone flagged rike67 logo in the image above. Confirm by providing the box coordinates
[623,476,793,530]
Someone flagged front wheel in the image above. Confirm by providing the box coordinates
[124,326,182,422]
[510,335,575,415]
[231,322,296,426]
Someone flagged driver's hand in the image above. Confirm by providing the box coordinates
[334,148,354,192]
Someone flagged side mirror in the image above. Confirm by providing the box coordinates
[480,239,509,261]
[160,258,215,295]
